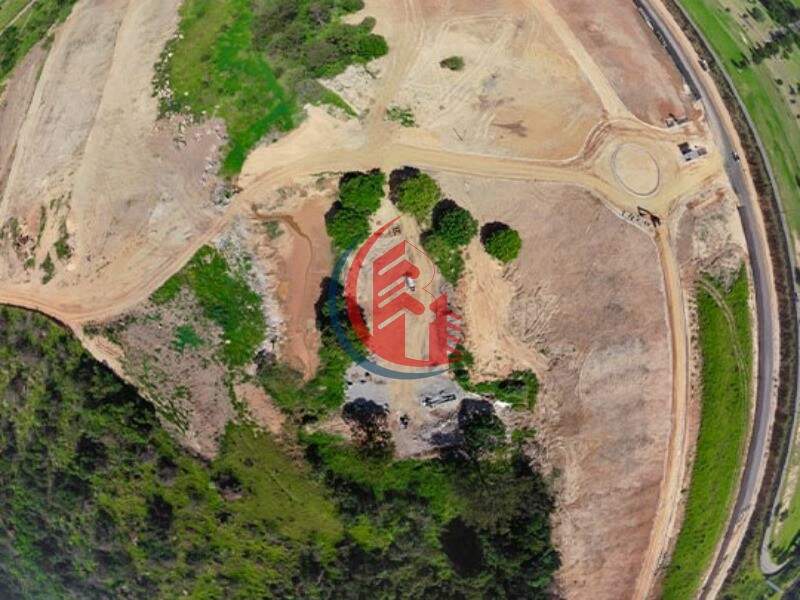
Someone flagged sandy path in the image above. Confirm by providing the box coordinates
[632,224,691,600]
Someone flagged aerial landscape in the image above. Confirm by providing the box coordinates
[1,0,800,598]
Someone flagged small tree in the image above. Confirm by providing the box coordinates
[483,226,522,263]
[434,204,478,247]
[395,173,441,222]
[342,398,393,455]
[338,169,385,215]
[325,205,370,249]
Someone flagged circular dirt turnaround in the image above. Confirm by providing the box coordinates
[612,143,660,197]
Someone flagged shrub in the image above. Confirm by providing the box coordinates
[393,172,441,222]
[326,205,371,249]
[386,105,416,127]
[482,224,522,263]
[440,56,465,71]
[433,202,478,247]
[338,169,386,215]
[326,169,385,250]
[421,231,465,284]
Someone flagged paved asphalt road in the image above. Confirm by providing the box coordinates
[637,0,786,590]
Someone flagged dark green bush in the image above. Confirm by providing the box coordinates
[440,55,465,71]
[482,224,522,263]
[393,171,441,222]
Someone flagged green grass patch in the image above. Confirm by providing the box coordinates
[0,0,31,32]
[157,0,386,177]
[171,324,204,352]
[53,221,71,261]
[662,268,752,599]
[150,245,265,367]
[39,253,54,284]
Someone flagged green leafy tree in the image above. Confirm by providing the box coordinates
[395,173,441,222]
[483,226,522,263]
[435,204,478,247]
[339,170,386,214]
[326,208,370,249]
[421,232,465,284]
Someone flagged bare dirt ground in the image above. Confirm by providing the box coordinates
[434,174,673,599]
[0,43,46,196]
[0,0,752,597]
[247,178,338,377]
[0,0,224,315]
[558,0,697,127]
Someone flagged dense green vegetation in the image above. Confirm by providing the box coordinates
[440,56,465,71]
[0,306,345,598]
[0,0,30,32]
[157,0,386,176]
[391,169,442,223]
[482,224,522,263]
[150,245,265,367]
[662,269,752,599]
[422,201,479,285]
[0,0,78,81]
[325,169,385,249]
[0,305,559,598]
[451,345,540,411]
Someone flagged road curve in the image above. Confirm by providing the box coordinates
[636,0,783,596]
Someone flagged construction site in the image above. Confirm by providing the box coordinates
[0,0,777,598]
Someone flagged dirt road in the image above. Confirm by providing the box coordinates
[632,224,691,600]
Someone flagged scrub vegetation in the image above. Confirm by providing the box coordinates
[451,345,540,411]
[150,245,265,367]
[155,0,387,176]
[662,268,752,599]
[0,304,559,598]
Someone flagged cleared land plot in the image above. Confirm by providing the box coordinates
[661,269,752,600]
[558,0,696,126]
[433,174,672,600]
